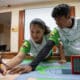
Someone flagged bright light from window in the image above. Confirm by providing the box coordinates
[25,7,57,40]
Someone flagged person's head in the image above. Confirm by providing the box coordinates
[52,4,72,28]
[30,18,50,43]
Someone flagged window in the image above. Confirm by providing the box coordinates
[25,7,57,40]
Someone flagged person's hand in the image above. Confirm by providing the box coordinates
[0,64,7,75]
[58,59,67,64]
[9,65,32,74]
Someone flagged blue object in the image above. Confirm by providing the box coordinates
[15,60,80,80]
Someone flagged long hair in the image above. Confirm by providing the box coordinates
[30,18,50,35]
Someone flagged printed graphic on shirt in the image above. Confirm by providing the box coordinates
[49,28,60,45]
[20,40,31,54]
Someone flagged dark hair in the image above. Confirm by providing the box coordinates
[52,4,70,18]
[30,18,50,35]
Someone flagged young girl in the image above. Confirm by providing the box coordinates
[0,18,53,75]
[20,18,51,57]
[1,17,66,75]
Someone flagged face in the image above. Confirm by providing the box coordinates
[55,16,71,29]
[30,24,44,43]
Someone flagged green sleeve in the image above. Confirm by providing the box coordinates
[20,40,31,54]
[49,28,60,46]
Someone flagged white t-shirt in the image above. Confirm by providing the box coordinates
[58,18,80,56]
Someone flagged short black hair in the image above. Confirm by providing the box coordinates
[52,4,70,18]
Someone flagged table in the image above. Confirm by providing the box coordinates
[0,59,80,80]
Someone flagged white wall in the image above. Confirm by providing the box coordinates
[10,10,19,52]
[25,7,57,40]
[0,1,80,52]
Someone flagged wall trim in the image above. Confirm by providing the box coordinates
[18,10,25,50]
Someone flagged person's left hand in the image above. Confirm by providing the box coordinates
[9,65,32,74]
[58,59,67,64]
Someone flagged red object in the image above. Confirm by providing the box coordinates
[71,55,80,74]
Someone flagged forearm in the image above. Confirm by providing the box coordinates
[59,42,66,60]
[5,52,25,70]
[30,40,55,70]
[6,57,22,70]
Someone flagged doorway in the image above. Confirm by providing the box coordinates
[0,12,11,52]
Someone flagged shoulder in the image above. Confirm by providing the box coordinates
[76,18,80,25]
[50,28,59,36]
[49,28,60,45]
[74,17,80,30]
[22,40,31,48]
[74,17,80,24]
[19,40,31,53]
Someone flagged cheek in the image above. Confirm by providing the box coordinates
[37,33,44,41]
[30,33,35,39]
[57,21,66,27]
[37,33,43,38]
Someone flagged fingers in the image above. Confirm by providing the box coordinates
[59,59,66,64]
[2,68,7,75]
[19,69,30,74]
[9,65,32,74]
[9,67,23,74]
[19,69,27,74]
[19,66,32,74]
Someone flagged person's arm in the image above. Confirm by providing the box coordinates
[6,29,60,74]
[29,28,60,71]
[58,41,66,64]
[0,52,26,75]
[6,40,31,70]
[0,40,31,75]
[5,52,26,70]
[29,40,55,70]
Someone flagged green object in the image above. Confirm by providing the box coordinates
[36,65,50,74]
[22,59,70,75]
[20,40,31,54]
[49,28,60,46]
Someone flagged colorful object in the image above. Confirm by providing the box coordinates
[71,55,80,74]
[0,55,3,73]
[20,40,31,54]
[0,59,80,80]
[49,28,60,46]
[15,60,80,80]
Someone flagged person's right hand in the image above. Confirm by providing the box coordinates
[9,65,33,74]
[0,64,7,75]
[58,59,67,64]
